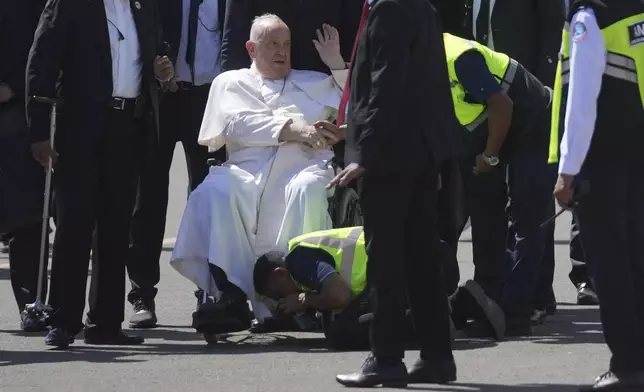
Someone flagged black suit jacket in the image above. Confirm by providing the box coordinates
[26,0,164,144]
[221,0,363,73]
[464,0,565,87]
[0,0,47,234]
[346,0,463,173]
[0,0,44,103]
[158,0,225,67]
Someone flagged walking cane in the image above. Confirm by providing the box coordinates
[22,96,62,322]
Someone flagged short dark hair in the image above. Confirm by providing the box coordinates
[253,254,287,296]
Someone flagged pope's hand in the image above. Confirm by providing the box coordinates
[281,123,329,149]
[313,24,345,70]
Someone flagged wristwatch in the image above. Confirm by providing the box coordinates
[481,153,500,167]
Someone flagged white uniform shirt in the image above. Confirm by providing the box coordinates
[558,8,605,175]
[472,0,497,49]
[175,0,222,86]
[104,0,143,98]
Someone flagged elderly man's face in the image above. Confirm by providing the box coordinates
[247,23,292,80]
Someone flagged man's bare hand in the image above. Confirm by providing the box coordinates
[314,120,345,146]
[0,83,13,103]
[154,55,175,83]
[554,174,575,209]
[313,24,345,70]
[31,140,58,168]
[327,162,365,188]
[473,154,494,175]
[278,293,306,315]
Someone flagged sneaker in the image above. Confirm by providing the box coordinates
[129,298,157,329]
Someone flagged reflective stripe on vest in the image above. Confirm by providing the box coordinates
[549,14,644,164]
[444,33,519,131]
[287,226,368,299]
[289,227,363,283]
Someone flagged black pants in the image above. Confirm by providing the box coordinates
[325,282,486,351]
[535,216,556,310]
[569,215,592,287]
[127,85,222,304]
[360,166,452,362]
[48,106,141,334]
[437,159,466,295]
[576,156,644,373]
[460,157,508,302]
[6,220,49,312]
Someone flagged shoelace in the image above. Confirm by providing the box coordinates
[133,299,150,313]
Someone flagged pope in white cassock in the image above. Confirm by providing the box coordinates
[170,13,350,333]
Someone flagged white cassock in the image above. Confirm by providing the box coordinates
[170,64,348,321]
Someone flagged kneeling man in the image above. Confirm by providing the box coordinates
[170,15,349,334]
[253,227,506,350]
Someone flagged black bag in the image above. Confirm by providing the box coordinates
[0,103,45,234]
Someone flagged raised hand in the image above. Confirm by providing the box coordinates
[313,24,345,70]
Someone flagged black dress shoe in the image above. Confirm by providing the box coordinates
[336,355,408,388]
[577,283,599,305]
[580,370,644,391]
[192,298,251,334]
[84,329,144,345]
[20,309,48,332]
[531,309,548,326]
[408,358,457,384]
[45,327,74,348]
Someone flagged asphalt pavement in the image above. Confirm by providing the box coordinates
[0,146,609,392]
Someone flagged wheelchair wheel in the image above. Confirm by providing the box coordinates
[333,187,363,228]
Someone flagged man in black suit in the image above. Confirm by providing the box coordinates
[126,0,227,329]
[332,0,462,387]
[26,0,173,348]
[454,0,565,313]
[0,0,48,332]
[221,0,363,73]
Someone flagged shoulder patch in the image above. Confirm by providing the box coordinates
[628,21,644,46]
[572,21,587,42]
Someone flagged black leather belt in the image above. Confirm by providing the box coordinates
[175,81,211,90]
[109,96,138,111]
[175,81,194,90]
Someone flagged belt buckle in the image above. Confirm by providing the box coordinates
[113,97,126,110]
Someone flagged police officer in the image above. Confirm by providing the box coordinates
[442,32,557,337]
[550,1,644,390]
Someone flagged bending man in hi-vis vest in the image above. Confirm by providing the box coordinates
[443,33,557,337]
[550,1,644,391]
[252,226,505,350]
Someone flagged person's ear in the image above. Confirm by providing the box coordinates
[245,41,256,58]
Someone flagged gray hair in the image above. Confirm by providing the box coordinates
[249,13,286,43]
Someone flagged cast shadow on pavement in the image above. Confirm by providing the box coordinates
[0,330,496,368]
[506,305,605,346]
[406,383,583,391]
